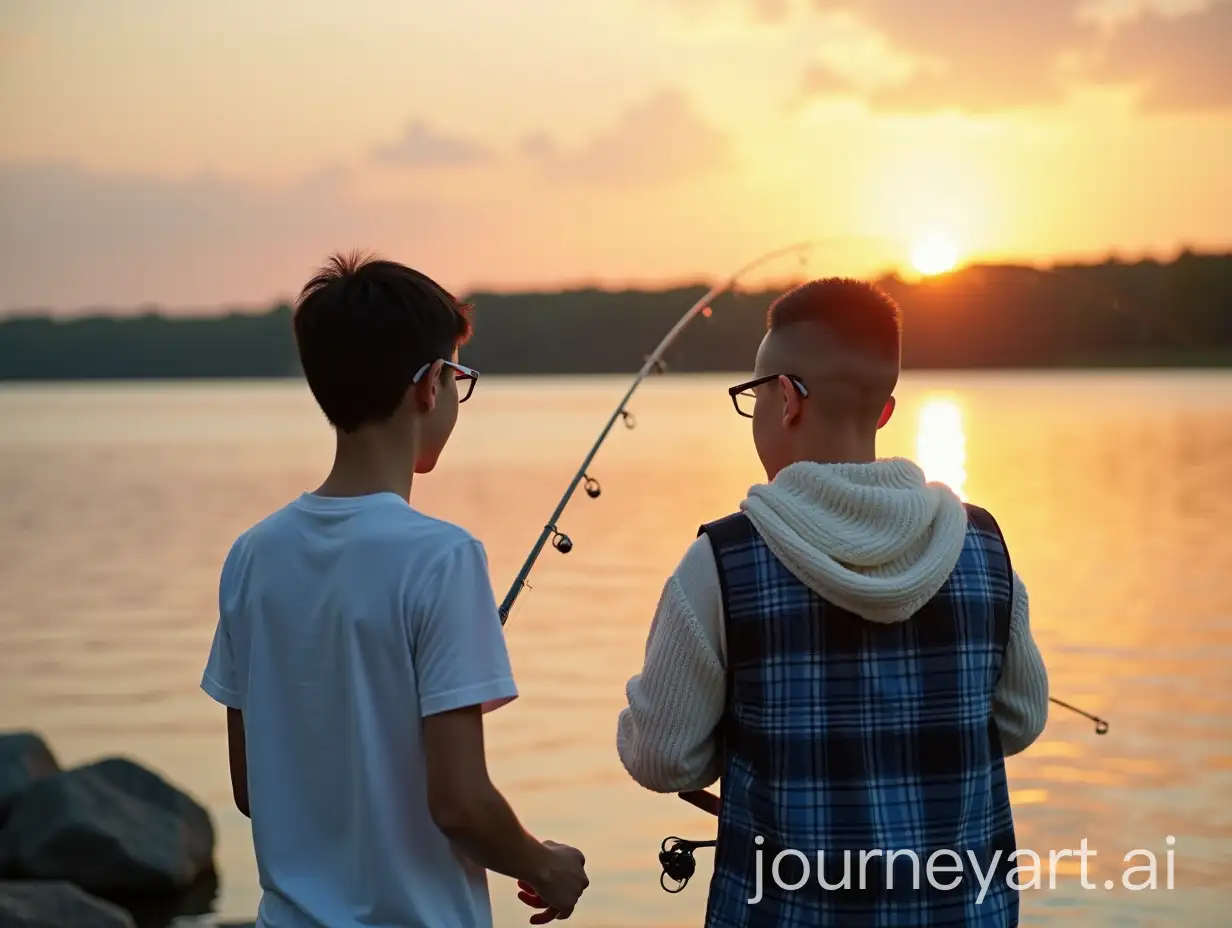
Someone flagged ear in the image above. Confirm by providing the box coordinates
[409,359,444,412]
[876,395,895,429]
[779,374,803,424]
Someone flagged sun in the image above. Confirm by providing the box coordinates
[910,230,960,276]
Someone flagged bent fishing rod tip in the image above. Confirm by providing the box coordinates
[1050,696,1109,734]
[496,243,813,626]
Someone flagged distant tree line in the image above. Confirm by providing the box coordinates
[1,252,1229,381]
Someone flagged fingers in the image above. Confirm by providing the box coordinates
[517,877,542,902]
[517,883,556,922]
[529,906,573,924]
[518,888,573,923]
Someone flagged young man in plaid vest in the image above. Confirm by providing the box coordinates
[617,278,1049,926]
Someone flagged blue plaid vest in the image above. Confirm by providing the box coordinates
[700,504,1018,928]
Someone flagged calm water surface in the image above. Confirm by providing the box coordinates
[1,372,1230,927]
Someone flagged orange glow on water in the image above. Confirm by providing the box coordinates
[915,396,967,499]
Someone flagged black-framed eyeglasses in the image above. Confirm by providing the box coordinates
[413,359,479,403]
[727,373,808,417]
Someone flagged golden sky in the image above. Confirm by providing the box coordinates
[2,0,1230,310]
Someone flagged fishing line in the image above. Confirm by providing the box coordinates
[491,242,1131,893]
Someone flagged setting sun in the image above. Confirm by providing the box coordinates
[910,231,961,276]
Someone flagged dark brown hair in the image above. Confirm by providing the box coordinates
[293,251,473,432]
[767,278,902,419]
[767,277,901,366]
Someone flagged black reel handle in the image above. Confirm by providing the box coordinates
[659,836,717,893]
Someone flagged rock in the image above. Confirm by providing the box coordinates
[0,758,215,896]
[0,881,136,928]
[110,867,218,928]
[0,733,59,822]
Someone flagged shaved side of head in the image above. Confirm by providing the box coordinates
[760,278,902,428]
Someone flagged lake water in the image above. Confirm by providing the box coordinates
[1,372,1230,927]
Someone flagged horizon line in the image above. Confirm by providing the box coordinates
[2,245,1226,320]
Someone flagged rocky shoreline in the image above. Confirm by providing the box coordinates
[0,731,254,928]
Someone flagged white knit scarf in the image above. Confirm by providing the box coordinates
[738,457,969,623]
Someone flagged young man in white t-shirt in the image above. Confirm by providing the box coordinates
[201,252,589,927]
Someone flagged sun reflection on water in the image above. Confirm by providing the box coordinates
[915,396,967,499]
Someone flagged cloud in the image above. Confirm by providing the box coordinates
[1076,0,1214,29]
[801,0,1098,111]
[799,66,856,98]
[0,163,463,310]
[0,89,738,308]
[660,0,795,23]
[1089,0,1232,109]
[369,93,735,186]
[520,90,733,186]
[793,9,926,99]
[0,30,40,60]
[371,120,495,167]
[676,0,1231,112]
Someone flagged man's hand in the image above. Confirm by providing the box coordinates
[226,708,249,817]
[516,841,589,923]
[678,789,721,816]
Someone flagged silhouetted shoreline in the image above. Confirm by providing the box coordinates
[2,253,1229,381]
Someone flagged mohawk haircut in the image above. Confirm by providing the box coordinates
[767,277,901,359]
[292,251,473,433]
[766,277,902,419]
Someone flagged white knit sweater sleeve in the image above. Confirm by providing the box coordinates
[615,540,1050,789]
[616,535,727,793]
[993,569,1050,755]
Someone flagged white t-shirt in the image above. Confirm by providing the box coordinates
[201,491,518,928]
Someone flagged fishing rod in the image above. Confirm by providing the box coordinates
[491,241,1113,894]
[496,240,815,623]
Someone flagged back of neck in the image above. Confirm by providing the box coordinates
[317,430,416,500]
[789,430,877,466]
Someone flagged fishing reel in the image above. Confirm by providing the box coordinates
[659,836,716,893]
